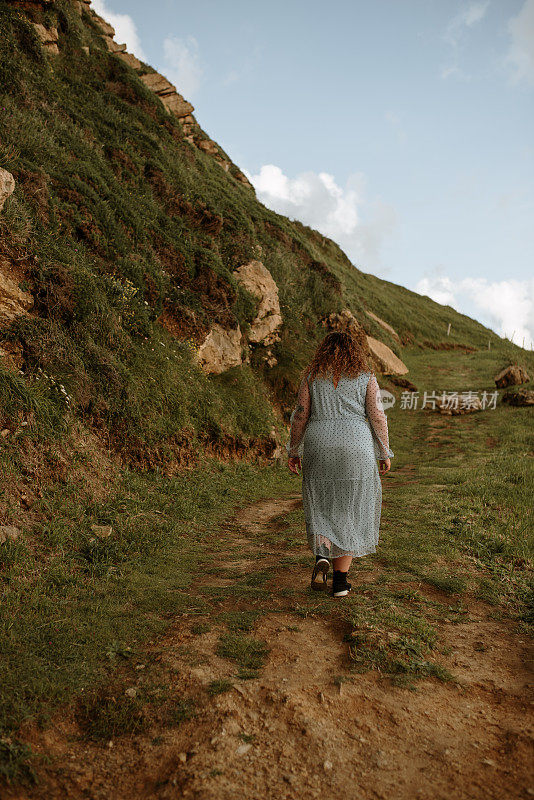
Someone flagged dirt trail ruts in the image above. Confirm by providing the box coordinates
[7,495,534,800]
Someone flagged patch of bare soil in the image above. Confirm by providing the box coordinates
[5,495,533,800]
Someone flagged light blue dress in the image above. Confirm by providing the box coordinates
[287,371,394,559]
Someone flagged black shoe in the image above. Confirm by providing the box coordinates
[332,570,352,598]
[311,556,330,591]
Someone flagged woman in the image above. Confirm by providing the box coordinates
[286,328,394,597]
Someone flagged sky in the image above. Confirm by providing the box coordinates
[92,0,534,348]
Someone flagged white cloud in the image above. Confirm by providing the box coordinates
[444,1,490,46]
[245,165,396,271]
[91,0,146,60]
[162,36,203,98]
[441,1,489,79]
[416,272,534,348]
[506,0,534,85]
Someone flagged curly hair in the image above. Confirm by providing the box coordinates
[305,329,370,387]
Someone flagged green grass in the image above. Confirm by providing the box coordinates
[216,632,270,676]
[207,679,233,696]
[0,457,292,739]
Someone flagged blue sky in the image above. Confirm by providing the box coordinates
[92,0,534,347]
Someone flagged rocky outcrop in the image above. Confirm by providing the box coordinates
[502,388,534,407]
[0,169,15,212]
[364,309,400,342]
[366,336,409,376]
[103,36,126,53]
[31,22,59,53]
[91,12,115,37]
[0,268,34,327]
[139,73,194,118]
[196,324,243,375]
[233,260,282,346]
[494,364,529,388]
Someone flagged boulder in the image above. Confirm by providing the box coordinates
[196,324,242,375]
[494,364,529,388]
[502,389,534,407]
[31,23,59,53]
[116,51,143,70]
[364,309,400,342]
[0,169,15,212]
[233,260,282,347]
[0,267,34,326]
[366,336,408,376]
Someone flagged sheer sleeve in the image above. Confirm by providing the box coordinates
[365,374,394,460]
[286,374,311,458]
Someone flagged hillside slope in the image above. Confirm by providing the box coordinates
[1,0,530,468]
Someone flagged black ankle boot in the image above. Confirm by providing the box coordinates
[332,570,352,598]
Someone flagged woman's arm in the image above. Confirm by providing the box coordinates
[286,374,311,458]
[365,374,394,461]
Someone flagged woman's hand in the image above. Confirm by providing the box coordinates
[288,456,301,475]
[379,458,391,475]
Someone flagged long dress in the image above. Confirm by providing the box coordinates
[286,371,394,559]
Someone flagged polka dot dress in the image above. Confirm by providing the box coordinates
[287,371,394,559]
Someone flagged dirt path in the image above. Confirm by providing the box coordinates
[8,490,533,800]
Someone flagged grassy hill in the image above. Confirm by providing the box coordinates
[1,0,531,462]
[0,0,532,786]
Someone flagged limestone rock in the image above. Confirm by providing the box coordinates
[366,336,408,376]
[0,526,20,544]
[233,260,282,347]
[494,364,529,388]
[92,12,114,37]
[103,36,126,53]
[116,51,143,70]
[502,389,534,407]
[198,139,219,155]
[159,92,194,118]
[140,72,175,95]
[139,73,194,118]
[0,169,15,212]
[197,324,243,375]
[0,267,34,326]
[31,23,59,53]
[364,309,400,342]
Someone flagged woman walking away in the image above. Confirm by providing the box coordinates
[286,329,394,597]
